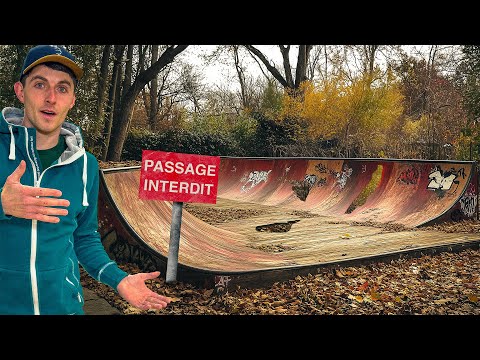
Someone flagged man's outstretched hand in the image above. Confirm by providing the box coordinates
[0,160,70,223]
[117,271,171,311]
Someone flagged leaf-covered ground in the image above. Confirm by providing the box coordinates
[81,232,480,315]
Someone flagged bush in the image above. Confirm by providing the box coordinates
[122,128,239,160]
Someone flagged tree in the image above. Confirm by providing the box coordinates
[461,46,480,122]
[392,47,467,159]
[0,45,29,108]
[295,69,403,158]
[106,45,188,161]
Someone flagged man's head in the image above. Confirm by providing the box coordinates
[14,45,82,139]
[19,45,83,87]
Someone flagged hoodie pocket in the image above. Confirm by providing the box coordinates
[37,265,84,315]
[65,273,84,306]
[0,268,32,315]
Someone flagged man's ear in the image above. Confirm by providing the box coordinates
[13,82,25,104]
[70,94,76,109]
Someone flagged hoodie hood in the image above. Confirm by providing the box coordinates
[1,106,89,206]
[1,106,85,160]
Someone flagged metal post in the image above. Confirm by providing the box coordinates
[476,162,479,221]
[166,201,183,283]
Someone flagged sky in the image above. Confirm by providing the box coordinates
[181,45,288,89]
[181,45,439,91]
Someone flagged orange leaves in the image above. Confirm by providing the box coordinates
[81,247,480,315]
[467,294,478,303]
[358,281,369,292]
[351,280,383,303]
[335,267,356,278]
[291,73,404,156]
[369,290,382,301]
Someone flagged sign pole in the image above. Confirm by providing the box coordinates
[166,201,183,283]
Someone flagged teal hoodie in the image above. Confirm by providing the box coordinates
[0,107,128,315]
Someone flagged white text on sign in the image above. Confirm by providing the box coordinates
[143,160,217,177]
[139,150,221,204]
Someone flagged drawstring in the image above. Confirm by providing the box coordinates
[82,153,89,206]
[8,124,15,160]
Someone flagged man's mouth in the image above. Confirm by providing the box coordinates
[40,110,56,116]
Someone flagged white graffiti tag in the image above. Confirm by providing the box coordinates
[241,170,272,192]
[427,168,457,191]
[215,275,232,293]
[460,195,477,217]
[460,183,477,217]
[334,164,353,190]
[304,174,318,187]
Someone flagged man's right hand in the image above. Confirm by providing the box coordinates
[0,160,70,223]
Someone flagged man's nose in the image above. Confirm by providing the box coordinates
[45,88,56,103]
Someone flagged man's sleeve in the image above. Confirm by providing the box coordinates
[73,155,128,291]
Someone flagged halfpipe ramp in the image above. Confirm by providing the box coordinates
[98,157,480,291]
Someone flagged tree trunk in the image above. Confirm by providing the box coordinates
[96,45,111,151]
[149,45,159,130]
[106,45,189,161]
[233,45,248,108]
[101,45,125,161]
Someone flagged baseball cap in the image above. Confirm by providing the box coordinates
[20,45,84,81]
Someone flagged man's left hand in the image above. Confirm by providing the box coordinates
[117,271,171,311]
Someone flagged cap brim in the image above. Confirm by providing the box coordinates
[22,54,84,80]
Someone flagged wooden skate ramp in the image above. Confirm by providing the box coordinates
[98,157,480,290]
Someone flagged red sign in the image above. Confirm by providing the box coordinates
[139,150,220,204]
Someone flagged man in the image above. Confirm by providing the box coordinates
[0,45,171,315]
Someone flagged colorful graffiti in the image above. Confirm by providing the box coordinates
[292,174,318,201]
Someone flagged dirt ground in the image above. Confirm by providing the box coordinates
[84,161,480,315]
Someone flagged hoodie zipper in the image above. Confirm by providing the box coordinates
[24,129,86,315]
[24,129,41,315]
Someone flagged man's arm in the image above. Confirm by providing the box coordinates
[74,155,170,310]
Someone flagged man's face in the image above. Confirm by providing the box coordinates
[14,64,76,137]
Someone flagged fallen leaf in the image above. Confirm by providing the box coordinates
[433,298,455,305]
[370,290,381,301]
[203,289,215,297]
[467,294,478,303]
[358,281,369,291]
